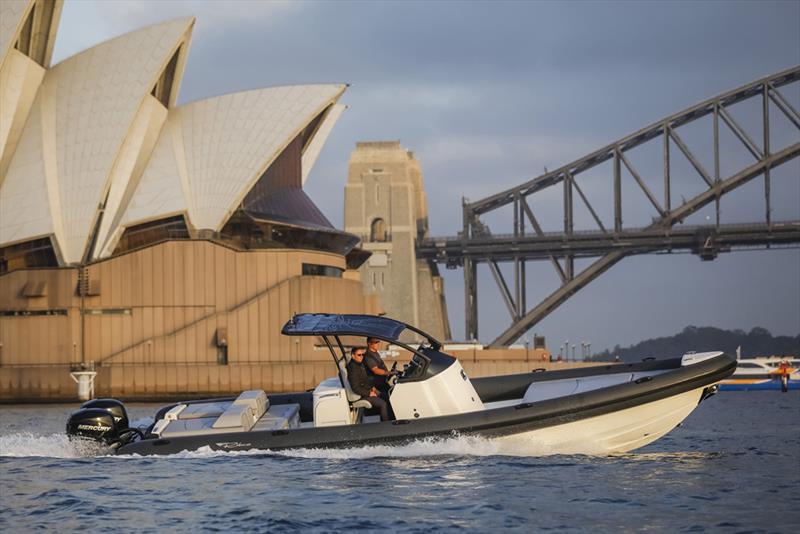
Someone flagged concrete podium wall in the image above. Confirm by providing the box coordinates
[0,360,601,402]
[0,240,383,401]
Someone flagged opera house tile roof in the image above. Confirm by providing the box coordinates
[0,0,348,269]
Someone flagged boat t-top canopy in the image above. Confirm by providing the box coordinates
[281,313,441,349]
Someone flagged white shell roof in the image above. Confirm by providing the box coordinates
[0,16,193,262]
[1,11,349,264]
[302,103,345,185]
[117,84,346,235]
[113,116,189,228]
[0,89,56,247]
[0,0,30,64]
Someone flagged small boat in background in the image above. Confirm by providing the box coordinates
[719,356,799,392]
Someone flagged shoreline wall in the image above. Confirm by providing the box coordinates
[0,240,385,401]
[1,356,600,403]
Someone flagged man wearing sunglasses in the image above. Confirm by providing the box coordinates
[347,347,390,421]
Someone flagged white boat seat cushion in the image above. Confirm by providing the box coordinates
[178,401,230,420]
[251,404,301,431]
[232,390,269,419]
[213,403,257,431]
[159,417,235,438]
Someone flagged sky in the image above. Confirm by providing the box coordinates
[51,0,800,353]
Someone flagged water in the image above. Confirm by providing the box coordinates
[1,391,798,532]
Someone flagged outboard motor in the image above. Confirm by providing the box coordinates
[66,398,140,447]
[66,408,120,444]
[80,398,129,429]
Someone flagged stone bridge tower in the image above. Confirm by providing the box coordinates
[344,141,450,341]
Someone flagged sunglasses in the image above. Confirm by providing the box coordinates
[354,352,365,357]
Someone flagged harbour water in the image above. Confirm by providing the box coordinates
[1,391,798,532]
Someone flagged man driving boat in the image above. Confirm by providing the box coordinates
[364,337,392,394]
[347,347,390,421]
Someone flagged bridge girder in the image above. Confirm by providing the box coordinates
[417,221,800,262]
[417,66,800,346]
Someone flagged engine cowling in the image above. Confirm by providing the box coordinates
[80,398,129,430]
[66,408,120,444]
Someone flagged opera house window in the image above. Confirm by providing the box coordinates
[114,216,190,254]
[302,264,343,278]
[0,237,58,274]
[371,218,387,242]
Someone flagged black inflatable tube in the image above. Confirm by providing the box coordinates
[471,357,684,403]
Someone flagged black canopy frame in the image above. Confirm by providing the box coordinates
[282,314,444,387]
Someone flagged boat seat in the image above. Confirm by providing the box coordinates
[198,390,268,432]
[158,417,232,438]
[172,389,268,422]
[232,389,269,419]
[213,403,257,431]
[178,401,231,420]
[337,357,372,410]
[251,404,301,431]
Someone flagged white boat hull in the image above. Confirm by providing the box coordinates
[496,386,706,455]
[81,348,733,456]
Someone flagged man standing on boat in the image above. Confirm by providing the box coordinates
[348,347,390,421]
[364,337,392,395]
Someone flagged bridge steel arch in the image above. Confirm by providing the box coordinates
[416,66,800,347]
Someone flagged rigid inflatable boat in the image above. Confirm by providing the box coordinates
[66,314,736,455]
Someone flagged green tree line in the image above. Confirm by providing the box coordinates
[593,326,800,362]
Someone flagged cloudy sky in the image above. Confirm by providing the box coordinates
[53,0,799,352]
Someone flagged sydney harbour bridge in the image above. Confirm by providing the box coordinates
[416,66,800,347]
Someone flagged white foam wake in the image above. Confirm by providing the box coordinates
[0,432,109,458]
[274,433,609,459]
[129,434,607,460]
[0,432,609,460]
[113,435,520,460]
[278,435,519,459]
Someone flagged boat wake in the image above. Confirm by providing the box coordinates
[0,432,109,458]
[274,433,611,459]
[139,433,609,459]
[0,432,609,460]
[0,416,155,458]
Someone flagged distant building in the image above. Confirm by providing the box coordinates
[0,0,380,400]
[344,141,450,341]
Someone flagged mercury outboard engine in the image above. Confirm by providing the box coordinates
[66,407,120,444]
[80,399,129,429]
[66,398,140,447]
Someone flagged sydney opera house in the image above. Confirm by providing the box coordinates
[0,0,381,399]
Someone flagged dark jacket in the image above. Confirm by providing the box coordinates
[346,358,371,398]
